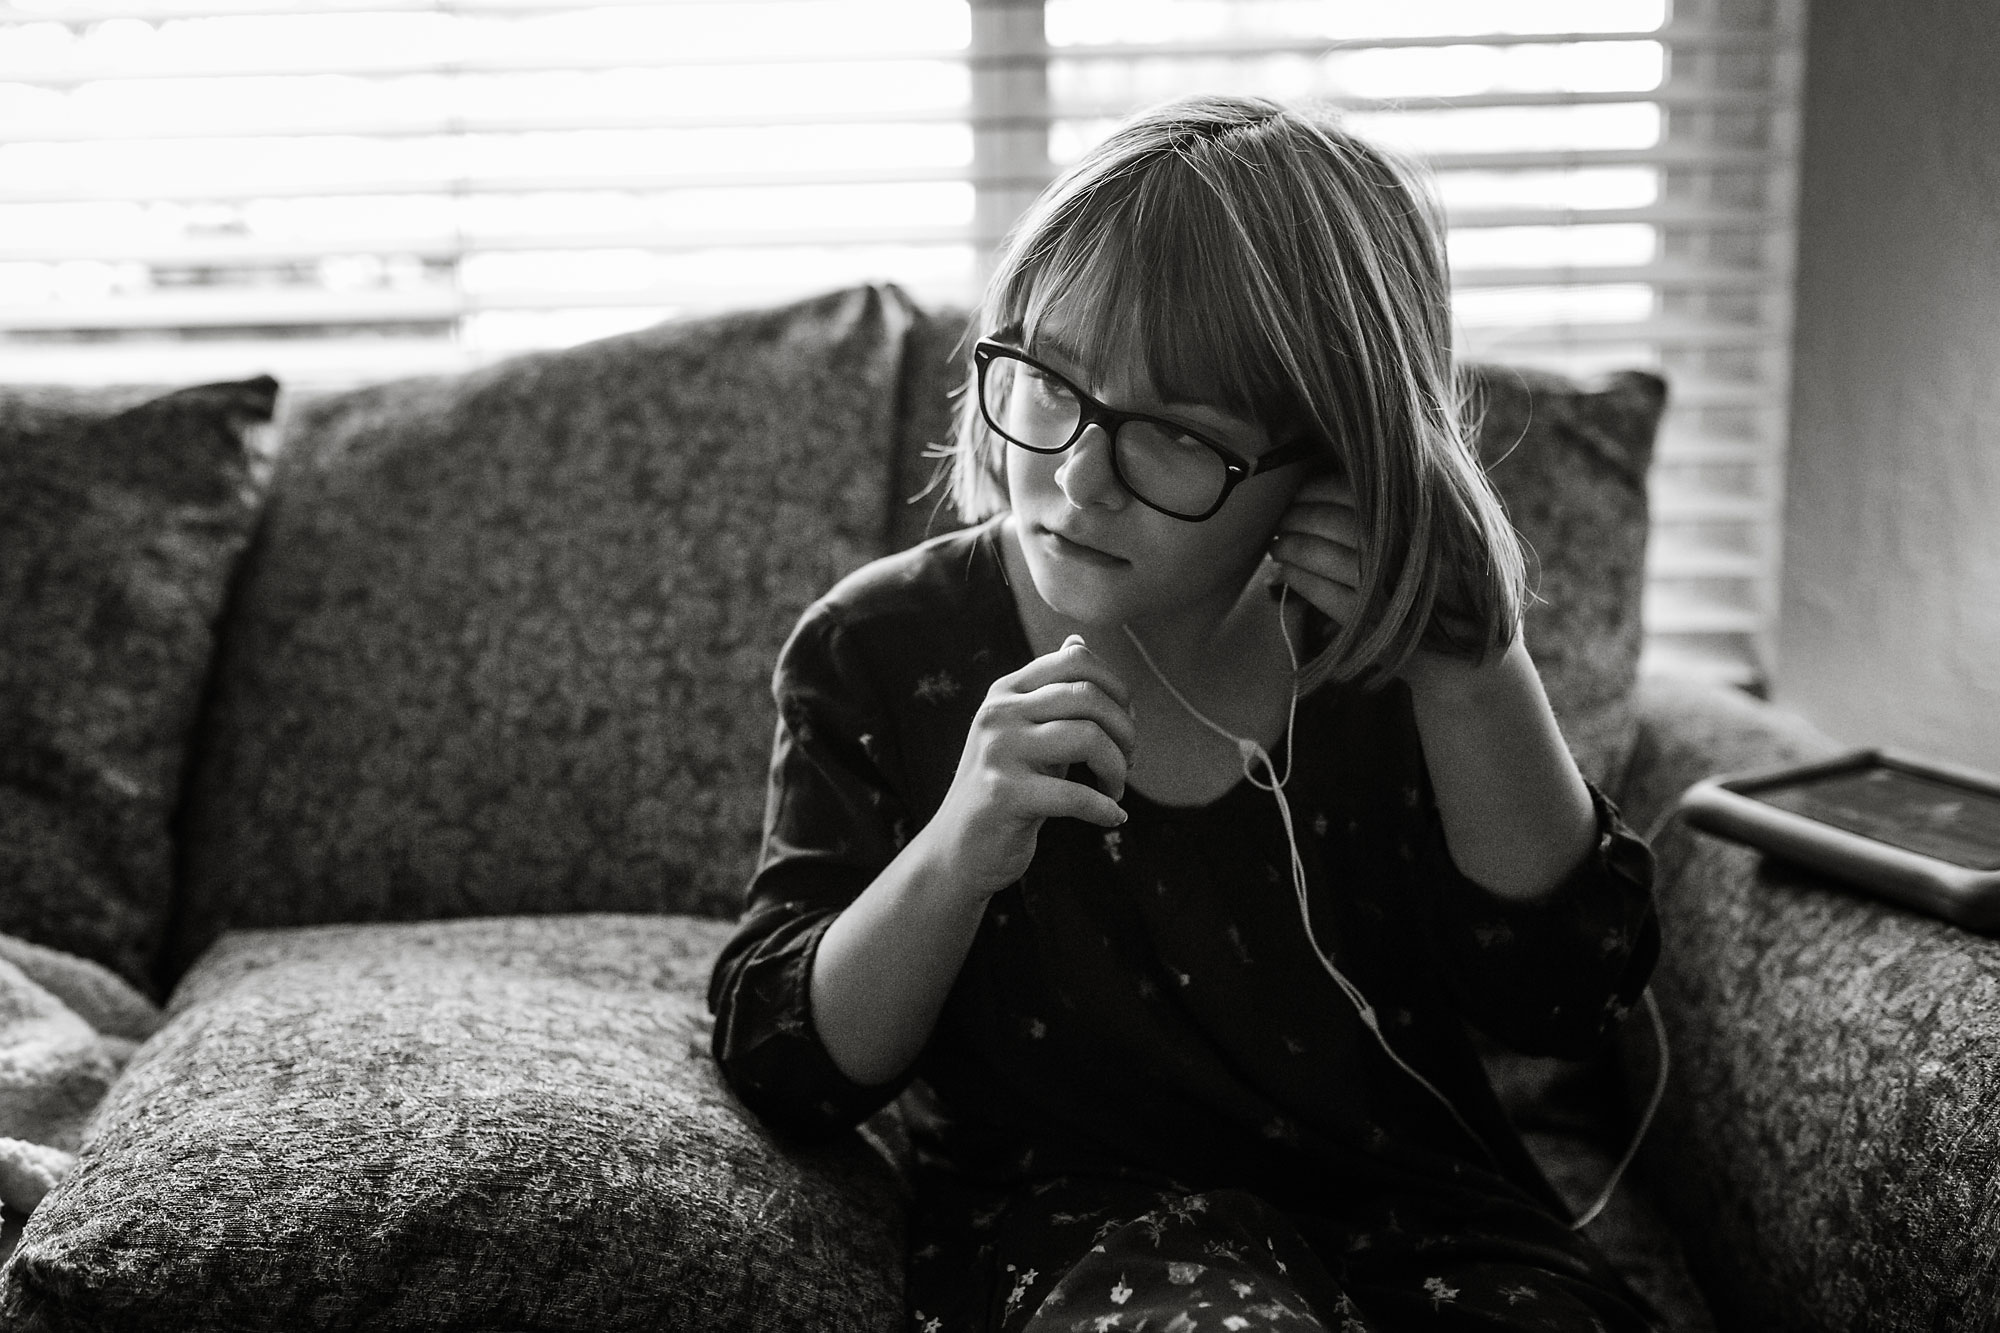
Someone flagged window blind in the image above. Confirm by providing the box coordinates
[1020,0,1806,689]
[0,0,1801,687]
[1,0,989,383]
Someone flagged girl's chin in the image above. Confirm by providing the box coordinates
[1008,518,1254,633]
[1020,563,1132,628]
[1024,565,1217,637]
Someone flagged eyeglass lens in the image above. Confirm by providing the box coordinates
[980,351,1230,518]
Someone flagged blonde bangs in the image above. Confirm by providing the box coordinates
[1008,163,1313,445]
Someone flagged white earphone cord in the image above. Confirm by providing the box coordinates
[1120,588,1669,1233]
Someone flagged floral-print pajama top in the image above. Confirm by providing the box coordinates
[709,519,1662,1332]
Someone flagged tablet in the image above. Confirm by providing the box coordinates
[1677,749,2000,932]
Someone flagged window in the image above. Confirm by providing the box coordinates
[0,0,1801,686]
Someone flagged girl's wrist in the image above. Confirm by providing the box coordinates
[1399,634,1529,707]
[904,819,1015,915]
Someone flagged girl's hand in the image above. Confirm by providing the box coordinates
[1268,470,1364,629]
[921,634,1136,904]
[1268,472,1506,691]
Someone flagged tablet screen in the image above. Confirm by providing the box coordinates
[1751,765,2000,871]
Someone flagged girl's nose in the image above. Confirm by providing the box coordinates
[1053,422,1127,510]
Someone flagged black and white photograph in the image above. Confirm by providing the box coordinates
[2,1,1995,1329]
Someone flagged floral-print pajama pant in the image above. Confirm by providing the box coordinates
[908,1176,1656,1333]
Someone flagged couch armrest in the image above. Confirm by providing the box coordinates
[1617,674,1845,837]
[1620,675,2000,1330]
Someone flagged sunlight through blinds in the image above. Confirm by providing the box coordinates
[1023,0,1805,688]
[1,0,987,382]
[0,0,1802,686]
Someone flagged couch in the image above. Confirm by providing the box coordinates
[1,283,1994,1332]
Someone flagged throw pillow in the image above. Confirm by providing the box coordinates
[0,914,903,1332]
[0,378,276,995]
[1465,364,1664,792]
[885,301,972,555]
[174,285,918,977]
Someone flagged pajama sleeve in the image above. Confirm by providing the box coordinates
[707,600,919,1142]
[1417,775,1661,1059]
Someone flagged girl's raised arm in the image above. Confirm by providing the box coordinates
[1399,639,1597,901]
[1273,471,1594,900]
[810,634,1134,1086]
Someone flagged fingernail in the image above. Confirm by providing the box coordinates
[1064,633,1086,649]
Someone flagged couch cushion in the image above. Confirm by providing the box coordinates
[0,378,276,995]
[174,285,918,976]
[0,914,903,1332]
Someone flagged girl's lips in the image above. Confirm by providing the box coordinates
[1041,525,1127,566]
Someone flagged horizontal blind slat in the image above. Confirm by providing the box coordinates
[1457,321,1776,351]
[1451,261,1772,290]
[0,165,1006,205]
[0,224,1784,281]
[1638,639,1760,686]
[0,340,485,385]
[1644,543,1765,580]
[2,273,977,330]
[0,225,974,266]
[0,145,1778,207]
[1642,589,1763,635]
[0,24,1775,86]
[5,292,1777,335]
[0,0,846,22]
[1,88,1785,147]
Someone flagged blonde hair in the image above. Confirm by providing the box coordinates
[945,94,1525,684]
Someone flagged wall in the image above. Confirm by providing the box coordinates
[1776,0,2000,770]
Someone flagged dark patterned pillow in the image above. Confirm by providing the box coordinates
[173,286,918,976]
[1464,365,1664,791]
[0,914,904,1332]
[0,377,276,995]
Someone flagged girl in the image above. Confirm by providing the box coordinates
[709,95,1661,1332]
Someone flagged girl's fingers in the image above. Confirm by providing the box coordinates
[1269,530,1361,591]
[1019,773,1127,829]
[1022,718,1129,802]
[1275,499,1359,544]
[1018,678,1139,761]
[1290,471,1356,505]
[1007,634,1134,707]
[1270,558,1362,627]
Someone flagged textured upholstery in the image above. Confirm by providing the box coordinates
[0,915,903,1333]
[0,378,275,995]
[174,287,920,976]
[1618,676,2000,1331]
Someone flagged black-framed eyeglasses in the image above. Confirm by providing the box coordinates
[973,338,1318,522]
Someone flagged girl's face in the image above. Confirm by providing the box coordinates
[1003,308,1311,638]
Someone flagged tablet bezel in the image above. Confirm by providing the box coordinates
[1677,748,2000,932]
